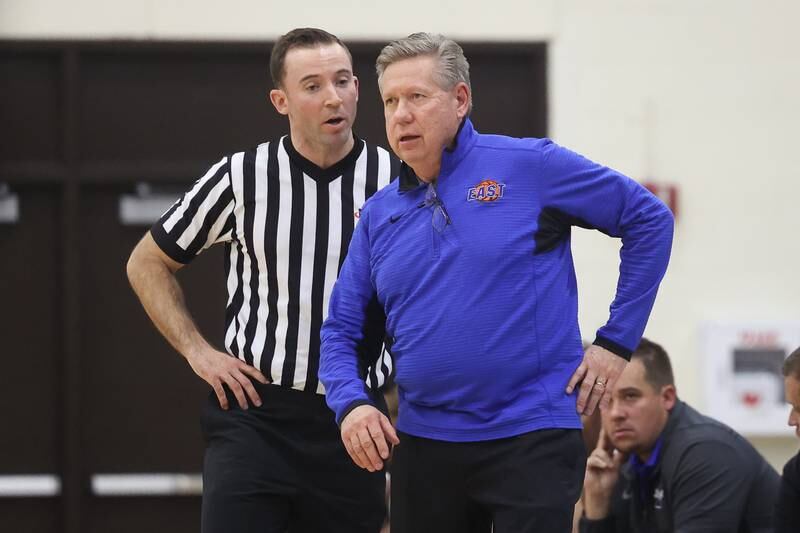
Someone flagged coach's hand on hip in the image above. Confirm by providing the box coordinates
[187,347,269,410]
[341,405,399,472]
[566,344,627,416]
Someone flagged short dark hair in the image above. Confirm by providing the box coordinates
[269,27,352,88]
[782,346,800,379]
[631,338,675,389]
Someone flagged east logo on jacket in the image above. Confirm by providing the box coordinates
[467,179,506,202]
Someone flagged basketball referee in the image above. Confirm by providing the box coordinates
[127,28,399,533]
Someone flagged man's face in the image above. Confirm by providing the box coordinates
[785,375,800,438]
[602,359,676,457]
[379,55,469,180]
[270,43,358,151]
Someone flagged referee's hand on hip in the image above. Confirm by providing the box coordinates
[340,405,400,472]
[187,347,269,410]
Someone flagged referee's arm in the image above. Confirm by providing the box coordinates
[127,232,267,409]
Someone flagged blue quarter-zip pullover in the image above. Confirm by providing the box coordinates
[320,119,673,441]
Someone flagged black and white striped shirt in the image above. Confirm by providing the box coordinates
[152,136,399,394]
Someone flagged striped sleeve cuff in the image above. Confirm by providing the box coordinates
[150,226,194,265]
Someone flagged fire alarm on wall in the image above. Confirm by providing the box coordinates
[642,181,679,219]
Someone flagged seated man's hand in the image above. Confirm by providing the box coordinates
[583,428,626,520]
[341,405,399,472]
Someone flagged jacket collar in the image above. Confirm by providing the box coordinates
[660,399,685,443]
[398,117,478,192]
[398,161,423,192]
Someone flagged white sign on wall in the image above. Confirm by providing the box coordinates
[701,322,800,437]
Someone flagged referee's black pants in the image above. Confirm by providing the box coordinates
[391,428,586,533]
[200,383,385,533]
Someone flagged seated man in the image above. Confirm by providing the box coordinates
[776,346,800,533]
[580,338,779,533]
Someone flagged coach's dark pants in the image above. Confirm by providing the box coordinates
[391,428,586,533]
[200,383,385,533]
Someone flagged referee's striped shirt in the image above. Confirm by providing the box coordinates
[151,136,399,394]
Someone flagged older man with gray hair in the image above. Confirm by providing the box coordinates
[320,33,674,532]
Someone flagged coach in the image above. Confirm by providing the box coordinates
[320,32,674,532]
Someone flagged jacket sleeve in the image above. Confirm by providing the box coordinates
[775,454,800,533]
[668,441,757,532]
[538,141,674,359]
[319,206,379,424]
[579,516,618,533]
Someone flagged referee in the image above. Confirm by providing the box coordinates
[127,28,399,533]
